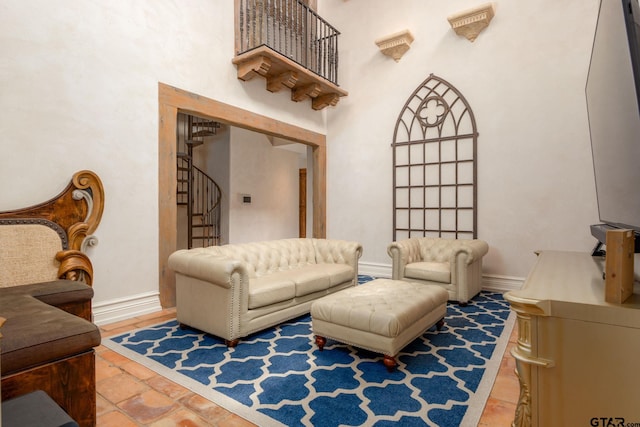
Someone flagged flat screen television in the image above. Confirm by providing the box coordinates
[586,0,640,254]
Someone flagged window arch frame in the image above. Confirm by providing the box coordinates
[392,74,479,240]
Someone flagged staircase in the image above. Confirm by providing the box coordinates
[177,114,222,248]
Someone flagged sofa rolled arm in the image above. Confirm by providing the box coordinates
[387,239,422,280]
[448,239,489,266]
[168,249,249,289]
[313,239,363,267]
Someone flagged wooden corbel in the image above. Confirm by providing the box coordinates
[267,71,298,92]
[312,93,340,110]
[236,56,272,81]
[292,83,322,102]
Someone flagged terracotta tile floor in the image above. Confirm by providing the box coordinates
[97,308,519,426]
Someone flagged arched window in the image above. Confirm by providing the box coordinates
[392,74,478,240]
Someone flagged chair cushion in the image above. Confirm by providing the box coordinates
[275,266,332,297]
[248,263,356,307]
[404,261,451,283]
[248,276,296,309]
[0,281,100,376]
[4,280,95,307]
[322,263,355,287]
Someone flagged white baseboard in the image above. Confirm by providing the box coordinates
[359,261,392,278]
[93,291,163,326]
[482,274,524,293]
[359,261,524,294]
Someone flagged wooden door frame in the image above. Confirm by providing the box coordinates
[299,168,307,237]
[158,83,326,307]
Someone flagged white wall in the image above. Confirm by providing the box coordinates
[321,0,601,280]
[228,128,300,243]
[0,0,326,321]
[0,0,606,320]
[180,125,300,247]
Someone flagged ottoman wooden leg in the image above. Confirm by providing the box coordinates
[315,335,326,351]
[225,339,239,348]
[383,355,397,372]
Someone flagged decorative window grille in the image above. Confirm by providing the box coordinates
[392,74,479,240]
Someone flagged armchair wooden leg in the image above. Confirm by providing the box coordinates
[315,335,326,351]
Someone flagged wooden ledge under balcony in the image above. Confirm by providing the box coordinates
[232,46,348,111]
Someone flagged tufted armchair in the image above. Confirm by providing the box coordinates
[387,237,489,305]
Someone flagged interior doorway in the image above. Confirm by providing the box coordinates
[158,83,327,308]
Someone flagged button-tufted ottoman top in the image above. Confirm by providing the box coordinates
[310,278,449,338]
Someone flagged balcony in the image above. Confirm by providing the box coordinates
[233,0,347,110]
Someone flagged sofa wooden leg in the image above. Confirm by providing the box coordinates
[225,339,239,347]
[315,335,326,351]
[383,355,397,372]
[436,318,445,330]
[459,301,468,307]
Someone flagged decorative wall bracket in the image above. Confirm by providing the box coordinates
[448,3,495,42]
[375,30,414,62]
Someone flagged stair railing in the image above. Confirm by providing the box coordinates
[176,113,223,248]
[191,165,222,248]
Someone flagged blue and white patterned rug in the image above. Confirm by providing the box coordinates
[104,276,515,427]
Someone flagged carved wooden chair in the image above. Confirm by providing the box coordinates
[0,170,104,427]
[0,170,104,289]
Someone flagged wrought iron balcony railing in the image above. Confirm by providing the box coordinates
[233,0,347,110]
[237,0,340,85]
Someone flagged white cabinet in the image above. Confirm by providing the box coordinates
[505,251,640,427]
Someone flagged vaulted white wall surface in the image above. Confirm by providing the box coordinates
[0,0,326,322]
[228,128,300,243]
[321,0,601,282]
[0,0,605,321]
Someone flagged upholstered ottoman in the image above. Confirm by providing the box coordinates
[311,278,448,371]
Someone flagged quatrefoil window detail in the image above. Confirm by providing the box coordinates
[418,96,447,128]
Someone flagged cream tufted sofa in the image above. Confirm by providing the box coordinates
[168,238,363,345]
[387,237,489,305]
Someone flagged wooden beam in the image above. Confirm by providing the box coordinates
[312,144,326,238]
[158,100,178,308]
